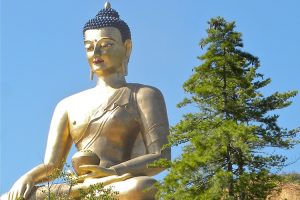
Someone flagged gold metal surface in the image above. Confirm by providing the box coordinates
[104,2,111,9]
[2,10,170,200]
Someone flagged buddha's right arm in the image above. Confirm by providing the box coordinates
[8,99,72,199]
[110,86,171,177]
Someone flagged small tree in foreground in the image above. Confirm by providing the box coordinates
[156,17,299,200]
[33,163,118,200]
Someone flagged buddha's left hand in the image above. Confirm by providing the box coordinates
[78,165,116,181]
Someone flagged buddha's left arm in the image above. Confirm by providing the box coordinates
[111,86,171,176]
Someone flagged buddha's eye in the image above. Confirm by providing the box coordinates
[100,42,113,48]
[85,43,94,52]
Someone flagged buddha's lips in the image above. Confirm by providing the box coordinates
[93,58,104,64]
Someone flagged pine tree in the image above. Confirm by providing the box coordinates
[157,17,299,200]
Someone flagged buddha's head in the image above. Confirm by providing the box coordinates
[83,2,132,79]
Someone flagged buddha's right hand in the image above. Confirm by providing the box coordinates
[7,175,34,200]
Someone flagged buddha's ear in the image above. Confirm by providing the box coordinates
[124,39,132,59]
[121,39,132,76]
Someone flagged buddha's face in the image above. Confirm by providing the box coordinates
[84,27,131,77]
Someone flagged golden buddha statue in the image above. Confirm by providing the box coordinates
[2,2,170,200]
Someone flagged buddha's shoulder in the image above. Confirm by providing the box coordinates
[56,88,96,108]
[127,83,165,100]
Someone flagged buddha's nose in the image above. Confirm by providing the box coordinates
[94,46,102,56]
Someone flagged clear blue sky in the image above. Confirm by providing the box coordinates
[1,0,299,194]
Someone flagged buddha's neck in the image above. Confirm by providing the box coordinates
[96,73,126,89]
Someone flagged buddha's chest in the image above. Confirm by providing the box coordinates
[72,102,140,150]
[68,87,140,149]
[68,95,109,139]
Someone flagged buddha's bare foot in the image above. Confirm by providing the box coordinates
[108,176,157,200]
[82,173,133,186]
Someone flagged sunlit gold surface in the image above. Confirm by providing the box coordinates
[2,18,170,200]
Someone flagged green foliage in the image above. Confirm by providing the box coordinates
[39,163,118,200]
[78,183,118,200]
[156,17,299,200]
[281,173,300,185]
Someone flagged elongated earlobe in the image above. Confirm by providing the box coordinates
[122,39,132,76]
[122,59,128,76]
[90,70,94,80]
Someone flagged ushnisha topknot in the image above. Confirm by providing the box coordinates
[83,2,131,42]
